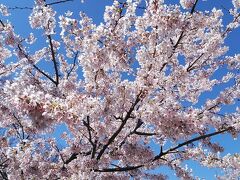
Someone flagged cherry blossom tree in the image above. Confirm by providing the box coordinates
[0,0,240,179]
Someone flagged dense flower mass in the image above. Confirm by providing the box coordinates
[0,0,239,179]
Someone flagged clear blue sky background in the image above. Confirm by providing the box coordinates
[1,0,239,179]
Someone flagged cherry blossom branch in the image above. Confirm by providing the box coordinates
[108,1,126,33]
[95,164,143,172]
[54,145,66,165]
[46,0,74,6]
[198,86,237,118]
[12,114,26,140]
[222,13,240,37]
[132,119,157,136]
[64,153,78,164]
[169,0,199,58]
[11,114,29,141]
[153,127,232,161]
[95,127,232,173]
[96,91,142,160]
[65,151,91,164]
[0,158,9,167]
[11,124,22,140]
[7,0,73,11]
[172,31,184,52]
[186,53,204,72]
[83,116,97,158]
[120,119,156,147]
[0,171,8,180]
[47,35,59,86]
[134,131,156,136]
[33,64,57,85]
[117,1,146,10]
[190,0,199,14]
[0,20,5,27]
[67,51,79,78]
[17,45,57,85]
[8,6,33,10]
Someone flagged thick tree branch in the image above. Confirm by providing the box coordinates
[64,153,78,164]
[134,131,157,136]
[64,151,91,164]
[95,164,143,172]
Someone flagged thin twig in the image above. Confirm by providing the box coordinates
[187,53,204,72]
[8,7,33,10]
[67,51,79,78]
[46,0,74,6]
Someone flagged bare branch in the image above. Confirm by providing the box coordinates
[33,64,57,85]
[46,0,74,6]
[134,131,157,136]
[8,6,33,10]
[47,35,60,86]
[17,44,57,85]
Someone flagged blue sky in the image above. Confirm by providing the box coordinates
[1,0,239,179]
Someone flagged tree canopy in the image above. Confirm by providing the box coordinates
[0,0,239,179]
